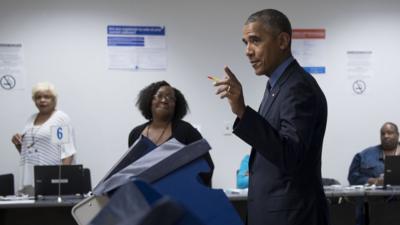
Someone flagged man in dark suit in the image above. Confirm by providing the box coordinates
[213,9,329,225]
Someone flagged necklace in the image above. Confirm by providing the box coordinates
[26,111,54,149]
[146,122,169,145]
[26,125,43,149]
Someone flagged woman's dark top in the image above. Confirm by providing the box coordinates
[128,120,214,187]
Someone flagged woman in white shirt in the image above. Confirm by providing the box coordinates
[11,82,77,195]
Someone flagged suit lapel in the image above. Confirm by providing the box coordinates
[261,85,279,117]
[260,60,299,117]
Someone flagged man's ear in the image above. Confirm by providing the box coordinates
[278,32,291,50]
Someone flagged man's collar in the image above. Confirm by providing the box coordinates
[268,55,294,88]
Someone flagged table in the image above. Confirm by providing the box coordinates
[0,197,81,225]
[225,186,400,225]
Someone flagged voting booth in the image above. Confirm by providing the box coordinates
[72,138,243,225]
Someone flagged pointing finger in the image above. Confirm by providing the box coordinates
[224,66,239,83]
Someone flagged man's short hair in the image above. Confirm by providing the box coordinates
[382,122,399,134]
[245,9,292,37]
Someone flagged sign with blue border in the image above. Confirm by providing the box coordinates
[107,25,167,70]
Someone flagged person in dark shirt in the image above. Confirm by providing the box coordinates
[348,122,399,225]
[348,122,400,186]
[128,80,213,186]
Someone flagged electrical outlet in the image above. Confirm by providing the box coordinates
[223,121,232,135]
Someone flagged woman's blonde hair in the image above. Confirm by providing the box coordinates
[31,82,58,102]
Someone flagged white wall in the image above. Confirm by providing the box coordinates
[1,0,400,189]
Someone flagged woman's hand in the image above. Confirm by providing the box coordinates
[11,133,22,152]
[62,155,74,165]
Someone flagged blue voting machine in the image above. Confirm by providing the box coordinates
[72,138,243,225]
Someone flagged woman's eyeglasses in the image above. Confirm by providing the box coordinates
[153,93,176,102]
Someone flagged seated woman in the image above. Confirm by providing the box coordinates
[128,80,213,186]
[11,82,77,195]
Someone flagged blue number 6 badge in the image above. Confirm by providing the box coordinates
[57,127,64,140]
[51,125,70,144]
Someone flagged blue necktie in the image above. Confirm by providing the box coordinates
[259,81,271,117]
